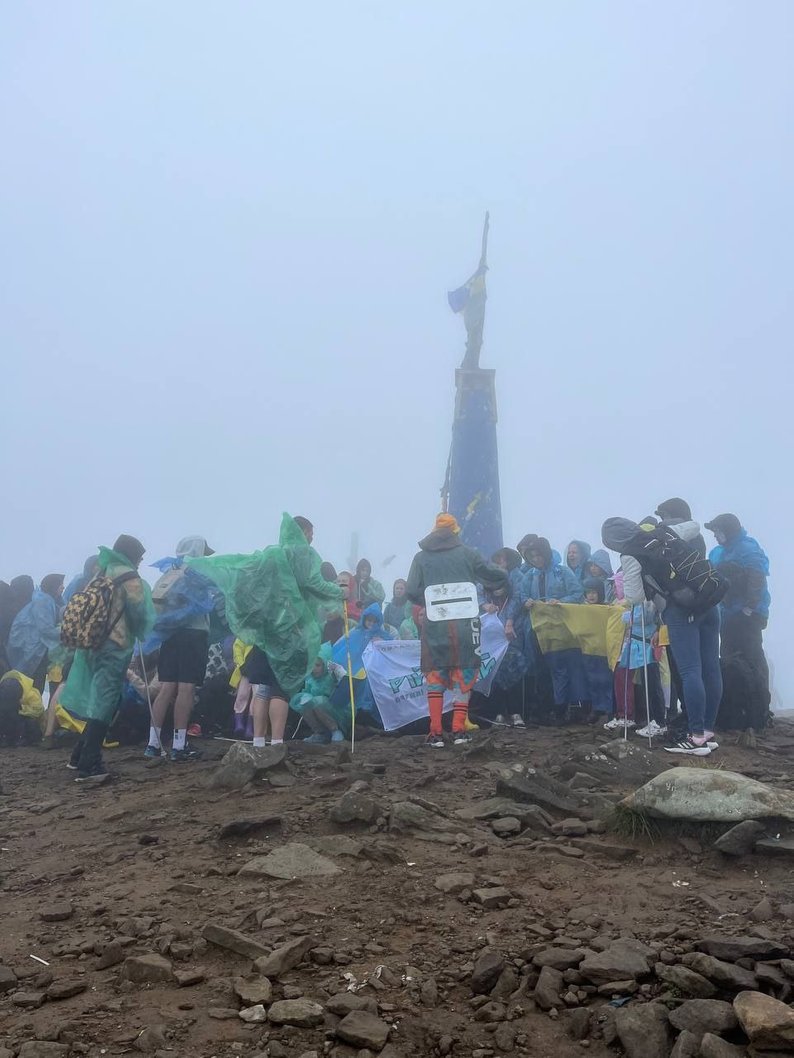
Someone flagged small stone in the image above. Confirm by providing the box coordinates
[330,791,385,824]
[493,1023,516,1052]
[238,842,341,880]
[713,820,765,856]
[698,1034,747,1058]
[491,817,521,836]
[326,993,379,1016]
[267,998,324,1028]
[17,1045,69,1058]
[534,966,564,1011]
[533,948,585,971]
[734,989,794,1050]
[234,975,273,1006]
[566,1007,591,1040]
[597,980,638,996]
[472,887,511,909]
[696,936,788,962]
[579,939,654,984]
[655,963,717,998]
[254,935,316,979]
[614,1003,672,1058]
[335,1010,391,1050]
[46,979,88,1000]
[12,991,46,1008]
[558,818,588,837]
[40,902,73,922]
[175,969,205,987]
[420,976,438,1006]
[670,1030,699,1058]
[434,872,476,894]
[133,1025,166,1054]
[749,897,775,923]
[202,922,270,961]
[668,998,738,1036]
[471,949,506,994]
[96,941,125,969]
[682,952,758,992]
[239,1003,268,1023]
[207,1007,240,1019]
[0,966,19,993]
[120,954,175,985]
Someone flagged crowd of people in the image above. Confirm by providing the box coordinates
[0,497,772,783]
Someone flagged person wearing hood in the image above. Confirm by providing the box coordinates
[328,602,394,729]
[384,579,411,631]
[406,514,508,746]
[583,577,606,605]
[63,556,100,604]
[483,548,530,727]
[290,644,344,744]
[566,540,592,584]
[617,499,722,756]
[145,535,216,762]
[7,573,65,691]
[706,513,771,730]
[352,560,386,616]
[513,538,584,611]
[0,576,34,663]
[588,549,616,603]
[61,535,155,782]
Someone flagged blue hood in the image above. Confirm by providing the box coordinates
[566,539,592,580]
[589,548,614,578]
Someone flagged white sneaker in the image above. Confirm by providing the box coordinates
[493,714,508,726]
[510,714,526,728]
[604,717,635,731]
[636,721,667,738]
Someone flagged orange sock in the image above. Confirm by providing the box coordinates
[428,691,444,736]
[452,701,468,733]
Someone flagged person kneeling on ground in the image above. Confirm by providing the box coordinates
[290,645,345,744]
[406,514,507,747]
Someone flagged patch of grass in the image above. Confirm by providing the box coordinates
[609,803,660,843]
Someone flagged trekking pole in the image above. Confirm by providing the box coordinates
[136,639,165,758]
[342,602,356,755]
[640,605,653,748]
[622,607,634,742]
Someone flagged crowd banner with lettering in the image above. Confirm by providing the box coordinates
[362,613,509,731]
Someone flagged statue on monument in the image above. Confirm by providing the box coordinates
[447,211,489,370]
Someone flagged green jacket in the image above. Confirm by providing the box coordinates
[406,529,508,671]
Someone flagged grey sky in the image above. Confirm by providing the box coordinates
[2,3,791,696]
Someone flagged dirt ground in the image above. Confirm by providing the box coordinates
[1,718,793,1058]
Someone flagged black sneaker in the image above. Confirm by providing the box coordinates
[452,732,472,746]
[74,770,111,785]
[425,733,445,749]
[664,737,711,756]
[170,745,203,762]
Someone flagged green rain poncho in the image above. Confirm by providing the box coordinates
[187,514,343,697]
[60,547,156,724]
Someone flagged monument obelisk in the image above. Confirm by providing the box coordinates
[441,213,504,557]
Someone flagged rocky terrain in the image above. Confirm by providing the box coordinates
[1,719,794,1058]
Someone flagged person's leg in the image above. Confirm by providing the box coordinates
[251,686,269,746]
[148,682,176,749]
[268,696,289,744]
[171,683,196,750]
[613,667,634,721]
[233,676,252,735]
[665,604,706,737]
[723,612,770,730]
[699,606,723,735]
[77,719,110,775]
[646,664,665,726]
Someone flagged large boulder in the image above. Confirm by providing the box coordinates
[622,767,794,822]
[734,989,794,1050]
[696,936,789,962]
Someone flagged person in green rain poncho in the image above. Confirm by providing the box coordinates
[289,643,347,743]
[61,535,156,783]
[188,514,343,746]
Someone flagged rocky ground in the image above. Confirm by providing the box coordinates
[2,719,794,1058]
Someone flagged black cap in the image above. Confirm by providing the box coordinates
[113,534,146,566]
[704,513,742,538]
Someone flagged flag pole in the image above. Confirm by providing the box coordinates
[343,601,356,755]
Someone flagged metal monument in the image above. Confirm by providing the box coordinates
[441,212,504,557]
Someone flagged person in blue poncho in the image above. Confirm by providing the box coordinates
[587,549,616,603]
[290,644,345,743]
[705,513,771,730]
[565,540,592,584]
[7,573,65,692]
[329,603,394,730]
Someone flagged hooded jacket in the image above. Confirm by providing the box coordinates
[588,548,616,603]
[708,523,770,619]
[406,528,508,671]
[518,538,584,605]
[620,519,705,608]
[566,540,592,583]
[7,588,63,675]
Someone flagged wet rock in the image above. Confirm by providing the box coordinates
[234,975,273,1006]
[670,1030,699,1058]
[326,993,379,1016]
[597,980,638,996]
[490,966,518,1000]
[713,821,766,856]
[457,797,553,830]
[210,742,288,789]
[622,767,794,823]
[254,935,316,978]
[614,1002,672,1058]
[655,963,717,998]
[0,966,18,993]
[668,999,737,1036]
[268,998,324,1027]
[420,976,438,1006]
[749,897,775,923]
[471,950,506,994]
[697,936,789,962]
[682,953,759,991]
[335,1010,391,1050]
[40,903,73,923]
[12,991,45,1008]
[495,770,582,815]
[46,979,88,1000]
[120,954,175,985]
[434,872,476,894]
[472,887,511,909]
[175,969,205,986]
[533,948,586,971]
[207,1007,240,1019]
[389,801,455,835]
[554,818,588,837]
[17,1045,69,1058]
[568,838,638,861]
[579,939,654,984]
[566,1007,590,1040]
[698,1035,747,1058]
[755,962,791,996]
[780,903,794,920]
[133,1025,166,1053]
[534,965,564,1011]
[475,1001,507,1022]
[493,1024,516,1052]
[238,843,341,880]
[239,1003,268,1023]
[734,989,794,1050]
[330,791,385,825]
[202,922,271,961]
[491,817,521,837]
[96,941,125,969]
[217,816,282,839]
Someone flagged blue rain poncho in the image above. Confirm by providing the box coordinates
[7,590,62,675]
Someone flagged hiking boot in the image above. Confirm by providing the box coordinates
[425,733,445,749]
[636,720,667,738]
[510,714,526,728]
[170,745,203,762]
[303,732,330,745]
[452,732,472,745]
[66,761,79,771]
[143,745,161,760]
[664,736,711,756]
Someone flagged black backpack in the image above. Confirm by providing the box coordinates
[602,518,727,614]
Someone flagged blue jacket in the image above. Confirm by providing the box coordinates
[7,590,62,675]
[566,540,592,584]
[709,530,770,619]
[520,563,584,605]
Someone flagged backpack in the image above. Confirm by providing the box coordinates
[602,518,727,614]
[60,571,138,651]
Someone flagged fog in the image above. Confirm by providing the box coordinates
[1,2,791,701]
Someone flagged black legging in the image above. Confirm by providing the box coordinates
[70,719,110,774]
